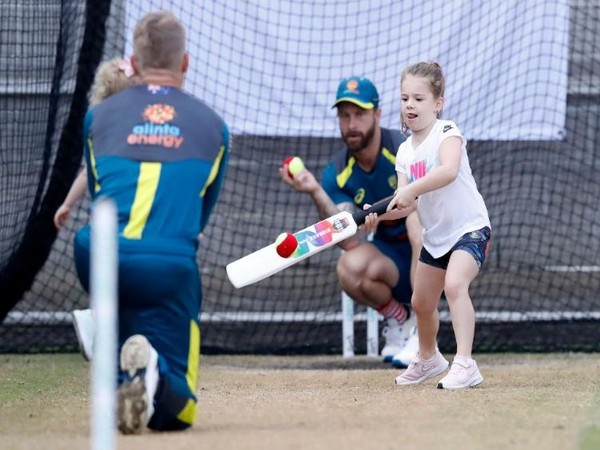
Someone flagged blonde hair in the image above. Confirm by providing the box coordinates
[88,58,138,106]
[133,11,186,73]
[401,61,446,133]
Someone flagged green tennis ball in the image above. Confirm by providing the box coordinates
[283,156,305,178]
[288,156,305,177]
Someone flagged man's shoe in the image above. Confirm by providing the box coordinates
[72,309,94,361]
[437,356,484,389]
[395,350,449,385]
[381,311,417,363]
[117,335,159,434]
[391,324,419,368]
[381,318,403,362]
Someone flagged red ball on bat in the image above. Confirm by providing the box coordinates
[275,232,298,258]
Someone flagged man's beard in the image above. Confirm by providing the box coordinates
[342,122,376,154]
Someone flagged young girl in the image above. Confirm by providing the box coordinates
[54,57,137,229]
[365,61,490,389]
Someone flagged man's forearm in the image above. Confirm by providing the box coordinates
[310,186,350,218]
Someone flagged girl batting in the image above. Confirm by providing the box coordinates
[365,61,491,389]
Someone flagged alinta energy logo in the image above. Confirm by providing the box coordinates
[127,103,184,149]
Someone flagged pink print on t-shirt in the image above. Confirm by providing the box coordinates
[410,160,426,181]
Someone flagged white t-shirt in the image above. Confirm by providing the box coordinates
[395,119,490,258]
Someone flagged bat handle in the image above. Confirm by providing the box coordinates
[351,195,394,225]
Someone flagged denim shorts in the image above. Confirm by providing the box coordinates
[419,226,491,270]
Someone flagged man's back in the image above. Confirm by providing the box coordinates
[84,84,229,254]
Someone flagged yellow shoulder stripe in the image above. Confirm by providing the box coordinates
[87,137,101,193]
[381,147,396,165]
[123,162,161,239]
[336,156,356,188]
[200,144,226,197]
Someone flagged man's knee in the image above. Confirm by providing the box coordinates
[336,261,359,293]
[149,403,196,431]
[337,251,365,283]
[149,390,197,431]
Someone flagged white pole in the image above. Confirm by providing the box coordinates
[90,198,118,450]
[341,291,354,358]
[366,307,379,357]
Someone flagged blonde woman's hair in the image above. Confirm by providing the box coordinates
[88,58,138,106]
[133,11,186,73]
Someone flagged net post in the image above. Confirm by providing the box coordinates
[366,307,379,357]
[341,291,354,358]
[364,232,379,357]
[90,198,118,450]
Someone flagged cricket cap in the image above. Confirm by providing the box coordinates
[332,76,379,110]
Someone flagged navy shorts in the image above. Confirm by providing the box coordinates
[372,238,412,304]
[419,226,491,270]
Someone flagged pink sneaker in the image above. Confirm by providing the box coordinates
[395,350,449,385]
[437,356,484,389]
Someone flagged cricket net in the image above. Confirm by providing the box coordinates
[1,0,599,353]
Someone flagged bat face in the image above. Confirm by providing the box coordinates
[291,215,353,258]
[226,211,358,288]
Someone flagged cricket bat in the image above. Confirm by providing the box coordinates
[226,196,394,288]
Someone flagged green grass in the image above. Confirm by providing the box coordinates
[580,391,600,450]
[1,354,85,400]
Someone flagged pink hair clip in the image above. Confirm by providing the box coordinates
[117,57,135,78]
